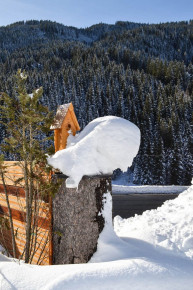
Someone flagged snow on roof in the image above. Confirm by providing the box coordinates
[48,116,141,188]
[50,103,71,130]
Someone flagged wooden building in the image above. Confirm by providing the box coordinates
[50,103,80,152]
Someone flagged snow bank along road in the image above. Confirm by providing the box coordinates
[112,184,189,194]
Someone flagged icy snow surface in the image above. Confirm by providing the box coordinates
[48,116,140,188]
[1,184,193,289]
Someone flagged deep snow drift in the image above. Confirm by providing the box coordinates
[1,183,193,289]
[114,181,193,259]
[48,116,140,188]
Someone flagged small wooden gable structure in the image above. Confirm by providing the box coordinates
[50,103,80,152]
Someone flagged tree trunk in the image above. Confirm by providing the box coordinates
[52,175,112,264]
[22,127,31,263]
[0,169,17,258]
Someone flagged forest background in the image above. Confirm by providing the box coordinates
[0,20,192,185]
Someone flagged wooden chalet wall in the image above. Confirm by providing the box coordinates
[0,161,51,265]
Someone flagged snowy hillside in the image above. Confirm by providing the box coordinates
[0,20,192,186]
[0,182,193,289]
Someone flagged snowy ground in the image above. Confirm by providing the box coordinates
[112,184,189,194]
[0,183,193,290]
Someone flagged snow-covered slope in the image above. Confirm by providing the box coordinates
[48,116,140,188]
[114,183,193,259]
[0,183,193,290]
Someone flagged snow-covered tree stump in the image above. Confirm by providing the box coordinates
[52,174,112,264]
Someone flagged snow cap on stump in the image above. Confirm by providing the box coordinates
[48,116,141,188]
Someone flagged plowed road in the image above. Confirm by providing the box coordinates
[112,194,178,218]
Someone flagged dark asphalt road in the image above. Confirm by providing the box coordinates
[112,194,179,218]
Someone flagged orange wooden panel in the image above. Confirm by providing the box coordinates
[0,236,49,264]
[2,162,24,174]
[59,110,77,150]
[54,129,60,152]
[0,217,50,265]
[0,194,50,220]
[1,225,49,252]
[4,172,23,179]
[0,194,26,212]
[3,161,23,166]
[0,184,25,197]
[0,206,50,230]
[68,103,80,131]
[0,161,52,265]
[53,104,80,152]
[0,163,48,186]
[0,175,25,186]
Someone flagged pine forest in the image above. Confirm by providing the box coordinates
[0,20,192,185]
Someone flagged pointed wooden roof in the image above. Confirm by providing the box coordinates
[50,103,80,131]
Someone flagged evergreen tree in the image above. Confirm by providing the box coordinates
[0,70,58,263]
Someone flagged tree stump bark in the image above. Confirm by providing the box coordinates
[52,175,112,264]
